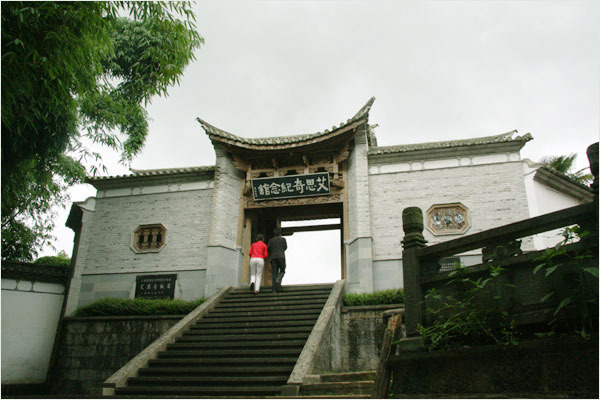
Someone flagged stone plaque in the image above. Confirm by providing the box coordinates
[439,257,461,271]
[251,172,330,201]
[135,274,177,299]
[427,203,470,235]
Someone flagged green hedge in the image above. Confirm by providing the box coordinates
[34,255,71,267]
[72,297,206,317]
[343,288,404,306]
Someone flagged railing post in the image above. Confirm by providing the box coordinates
[402,207,427,337]
[586,142,599,240]
[587,142,598,196]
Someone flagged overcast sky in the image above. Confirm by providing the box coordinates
[43,0,599,285]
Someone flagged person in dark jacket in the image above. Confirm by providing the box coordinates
[268,227,287,293]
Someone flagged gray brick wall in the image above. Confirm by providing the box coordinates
[82,189,213,273]
[347,126,372,240]
[204,149,245,295]
[208,148,244,248]
[369,161,531,261]
[65,187,213,314]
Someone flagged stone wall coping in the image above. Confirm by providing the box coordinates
[1,261,71,285]
[341,304,404,313]
[88,166,215,189]
[368,131,532,163]
[102,286,231,396]
[285,279,346,391]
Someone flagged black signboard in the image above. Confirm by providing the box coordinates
[251,172,330,201]
[135,274,177,299]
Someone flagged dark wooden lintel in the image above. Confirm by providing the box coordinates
[282,224,341,235]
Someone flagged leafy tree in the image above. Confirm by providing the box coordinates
[539,153,593,184]
[1,2,203,261]
[34,250,71,267]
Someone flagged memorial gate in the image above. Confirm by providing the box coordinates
[63,98,592,314]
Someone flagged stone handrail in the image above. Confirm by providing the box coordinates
[102,286,231,396]
[282,279,346,396]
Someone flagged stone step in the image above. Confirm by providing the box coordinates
[220,293,330,303]
[116,385,283,396]
[182,325,314,336]
[148,357,298,367]
[215,298,328,308]
[158,348,303,358]
[229,283,333,294]
[137,366,294,376]
[206,308,323,318]
[211,303,326,313]
[113,395,370,399]
[198,313,321,323]
[300,381,374,396]
[126,375,289,387]
[166,339,307,350]
[177,332,310,342]
[192,319,317,329]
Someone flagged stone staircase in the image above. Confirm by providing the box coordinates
[115,284,334,397]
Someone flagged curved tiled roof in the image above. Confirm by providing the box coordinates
[87,166,215,183]
[197,97,375,148]
[368,130,533,155]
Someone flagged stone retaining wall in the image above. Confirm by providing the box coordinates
[49,315,181,396]
[340,304,402,372]
[310,303,403,374]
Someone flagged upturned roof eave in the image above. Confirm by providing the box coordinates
[197,97,376,152]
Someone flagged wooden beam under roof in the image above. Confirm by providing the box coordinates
[281,223,342,236]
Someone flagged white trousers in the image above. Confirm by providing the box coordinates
[249,257,265,292]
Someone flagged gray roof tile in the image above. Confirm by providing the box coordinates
[368,131,533,155]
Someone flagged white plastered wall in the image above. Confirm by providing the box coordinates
[1,279,65,384]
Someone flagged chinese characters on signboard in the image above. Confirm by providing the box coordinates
[135,274,177,299]
[251,172,330,201]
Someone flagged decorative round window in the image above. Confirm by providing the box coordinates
[426,203,470,235]
[132,224,167,253]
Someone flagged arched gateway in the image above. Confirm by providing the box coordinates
[65,98,588,315]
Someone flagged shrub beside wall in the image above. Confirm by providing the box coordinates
[343,288,403,307]
[72,297,206,317]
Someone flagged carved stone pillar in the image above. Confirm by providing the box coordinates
[401,207,427,337]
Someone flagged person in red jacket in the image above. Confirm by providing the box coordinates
[249,234,268,294]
